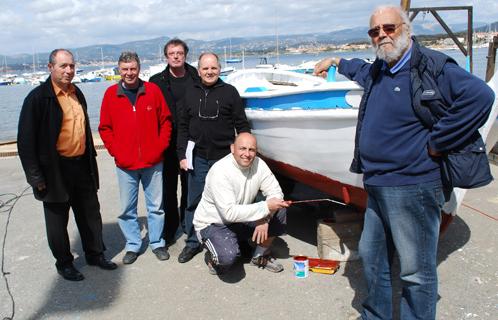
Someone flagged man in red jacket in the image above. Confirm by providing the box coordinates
[99,51,172,264]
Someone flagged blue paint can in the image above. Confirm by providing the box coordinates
[293,255,309,278]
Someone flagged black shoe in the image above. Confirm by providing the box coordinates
[152,247,170,261]
[87,255,118,270]
[204,251,218,275]
[250,255,284,273]
[178,245,202,263]
[122,251,139,265]
[57,264,84,281]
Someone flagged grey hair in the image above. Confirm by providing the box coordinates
[370,5,413,35]
[118,51,140,67]
[48,49,74,65]
[198,52,221,69]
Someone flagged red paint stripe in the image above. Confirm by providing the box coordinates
[261,156,367,211]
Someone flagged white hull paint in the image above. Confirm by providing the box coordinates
[247,108,363,189]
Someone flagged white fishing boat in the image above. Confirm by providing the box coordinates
[226,67,498,214]
[255,57,318,74]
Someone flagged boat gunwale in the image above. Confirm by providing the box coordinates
[245,108,359,120]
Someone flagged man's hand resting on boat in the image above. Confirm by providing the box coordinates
[314,57,341,78]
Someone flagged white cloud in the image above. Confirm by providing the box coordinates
[1,0,497,55]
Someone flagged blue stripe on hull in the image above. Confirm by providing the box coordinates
[245,90,352,110]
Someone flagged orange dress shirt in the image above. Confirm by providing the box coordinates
[53,81,86,157]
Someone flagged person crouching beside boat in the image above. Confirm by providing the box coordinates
[176,52,251,264]
[193,133,290,275]
[17,49,117,282]
[314,5,494,320]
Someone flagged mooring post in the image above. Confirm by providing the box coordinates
[485,35,498,82]
[400,0,411,11]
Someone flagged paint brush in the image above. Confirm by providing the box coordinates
[286,198,346,206]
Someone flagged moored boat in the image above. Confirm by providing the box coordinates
[225,58,242,64]
[226,67,498,214]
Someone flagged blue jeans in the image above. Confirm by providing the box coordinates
[184,155,218,248]
[116,162,165,252]
[359,181,444,320]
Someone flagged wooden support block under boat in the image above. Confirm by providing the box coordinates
[317,218,362,262]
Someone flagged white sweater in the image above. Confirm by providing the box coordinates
[193,154,284,231]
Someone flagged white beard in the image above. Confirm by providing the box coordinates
[373,31,410,63]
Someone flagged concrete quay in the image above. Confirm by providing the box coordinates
[0,151,497,320]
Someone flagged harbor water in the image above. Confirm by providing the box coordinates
[0,47,494,142]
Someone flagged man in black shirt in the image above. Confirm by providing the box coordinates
[176,52,250,263]
[149,39,200,247]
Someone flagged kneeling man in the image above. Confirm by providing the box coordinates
[193,133,289,274]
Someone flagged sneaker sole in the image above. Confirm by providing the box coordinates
[250,262,284,273]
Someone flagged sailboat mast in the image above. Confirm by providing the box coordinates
[224,46,227,68]
[275,9,279,64]
[242,48,245,69]
[100,47,104,69]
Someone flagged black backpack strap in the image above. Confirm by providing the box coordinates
[411,45,453,129]
[411,57,437,129]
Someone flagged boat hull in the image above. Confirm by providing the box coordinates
[247,109,362,188]
[228,69,498,213]
[262,156,367,210]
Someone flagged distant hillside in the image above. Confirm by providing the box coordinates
[1,20,494,71]
[475,21,498,33]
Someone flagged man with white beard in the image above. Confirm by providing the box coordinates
[314,5,494,320]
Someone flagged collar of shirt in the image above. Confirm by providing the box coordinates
[52,80,75,97]
[389,41,413,74]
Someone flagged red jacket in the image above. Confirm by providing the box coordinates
[99,80,172,170]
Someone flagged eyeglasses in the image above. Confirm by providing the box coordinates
[198,98,219,120]
[367,23,404,38]
[167,51,185,57]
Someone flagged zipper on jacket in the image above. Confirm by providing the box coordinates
[204,90,209,112]
[132,103,142,161]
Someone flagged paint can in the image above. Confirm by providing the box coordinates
[293,255,309,278]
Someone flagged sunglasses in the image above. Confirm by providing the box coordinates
[367,23,404,38]
[198,98,220,120]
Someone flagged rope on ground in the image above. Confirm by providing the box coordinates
[0,186,32,320]
[461,202,498,222]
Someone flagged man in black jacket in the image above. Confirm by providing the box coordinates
[18,49,117,281]
[176,52,250,263]
[149,38,200,245]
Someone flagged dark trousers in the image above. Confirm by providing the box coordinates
[43,158,104,269]
[162,147,188,242]
[184,155,218,248]
[199,208,287,271]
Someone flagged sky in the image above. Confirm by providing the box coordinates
[1,0,497,56]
